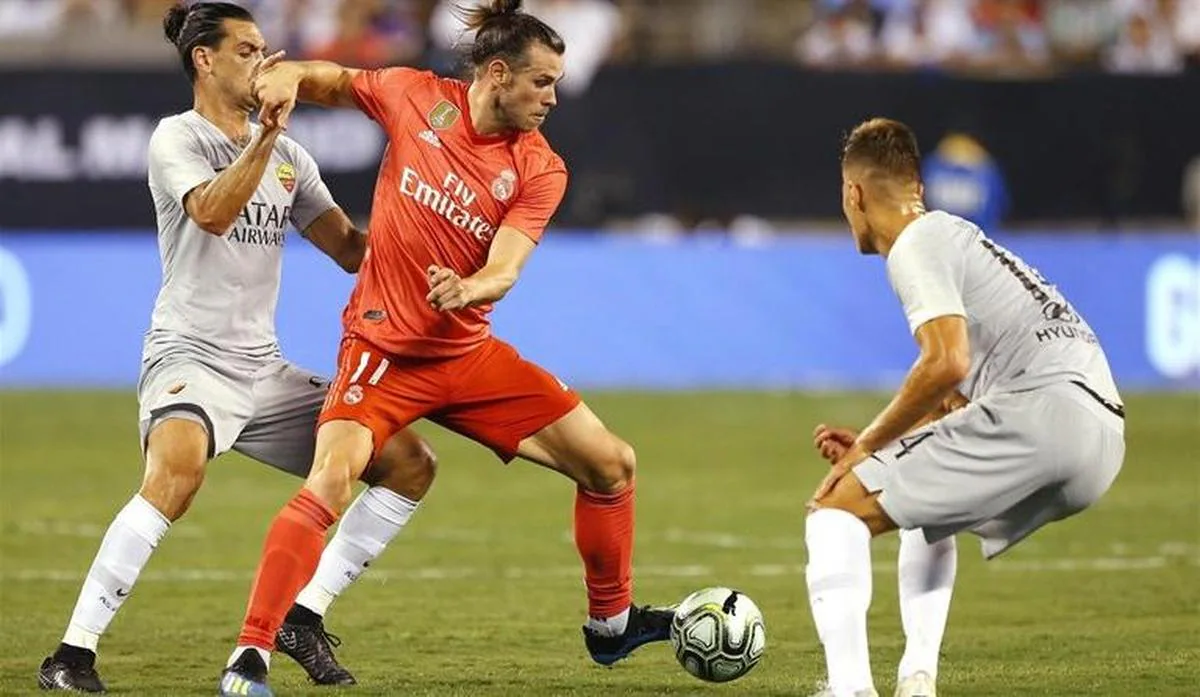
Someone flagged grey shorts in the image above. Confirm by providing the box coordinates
[137,353,327,477]
[854,382,1125,559]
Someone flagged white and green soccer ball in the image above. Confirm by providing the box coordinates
[669,587,766,683]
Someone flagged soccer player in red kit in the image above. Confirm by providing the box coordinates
[217,1,670,693]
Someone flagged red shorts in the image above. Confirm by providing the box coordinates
[319,334,581,461]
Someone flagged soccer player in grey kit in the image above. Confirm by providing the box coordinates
[804,118,1125,697]
[38,3,436,692]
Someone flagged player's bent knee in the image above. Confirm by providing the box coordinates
[581,437,636,494]
[813,472,897,538]
[615,440,637,480]
[362,433,437,501]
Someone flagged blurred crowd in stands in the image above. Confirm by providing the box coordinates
[1,0,1196,230]
[797,0,1200,76]
[1,0,1198,83]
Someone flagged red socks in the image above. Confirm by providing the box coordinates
[236,489,337,649]
[574,482,635,620]
[236,482,633,646]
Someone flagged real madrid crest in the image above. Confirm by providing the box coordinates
[491,169,517,202]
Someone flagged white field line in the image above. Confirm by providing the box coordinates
[3,556,1195,585]
[15,520,203,538]
[16,522,1197,562]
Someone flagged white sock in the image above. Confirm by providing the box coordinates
[227,646,271,669]
[897,528,956,681]
[586,607,631,637]
[294,486,419,617]
[805,508,875,697]
[62,495,170,652]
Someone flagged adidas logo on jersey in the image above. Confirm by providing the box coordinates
[418,130,442,148]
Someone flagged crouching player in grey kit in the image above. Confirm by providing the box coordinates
[803,118,1125,697]
[38,3,436,692]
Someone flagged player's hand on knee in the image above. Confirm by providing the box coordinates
[807,465,850,511]
[813,424,857,464]
[808,442,870,510]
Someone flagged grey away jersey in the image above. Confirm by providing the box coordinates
[145,110,336,358]
[885,210,1122,404]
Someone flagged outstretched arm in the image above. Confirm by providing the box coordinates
[254,60,364,127]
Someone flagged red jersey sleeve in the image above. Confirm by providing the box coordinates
[349,67,425,128]
[502,162,567,243]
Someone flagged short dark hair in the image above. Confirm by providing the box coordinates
[163,1,255,83]
[841,118,922,181]
[457,0,565,71]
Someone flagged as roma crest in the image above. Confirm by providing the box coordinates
[276,163,296,193]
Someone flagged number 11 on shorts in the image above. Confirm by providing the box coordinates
[348,351,390,386]
[330,351,390,409]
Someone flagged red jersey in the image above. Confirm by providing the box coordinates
[344,68,567,358]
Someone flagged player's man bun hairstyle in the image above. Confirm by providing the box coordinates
[163,1,255,83]
[841,117,922,182]
[458,0,565,71]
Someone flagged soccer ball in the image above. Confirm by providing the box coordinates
[669,587,766,683]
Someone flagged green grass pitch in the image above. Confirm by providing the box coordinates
[1,390,1197,695]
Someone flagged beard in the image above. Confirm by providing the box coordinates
[491,95,519,130]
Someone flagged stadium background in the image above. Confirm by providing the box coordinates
[1,1,1197,695]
